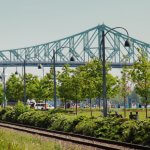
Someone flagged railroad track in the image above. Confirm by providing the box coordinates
[0,121,149,150]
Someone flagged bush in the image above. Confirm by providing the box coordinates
[1,105,150,146]
[14,101,29,118]
[18,110,37,126]
[75,118,97,136]
[94,117,128,140]
[1,101,30,123]
[120,120,138,143]
[63,117,76,132]
[2,109,17,122]
[72,115,87,128]
[134,120,150,145]
[0,106,13,119]
[50,114,68,131]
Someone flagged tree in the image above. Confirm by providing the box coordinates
[76,59,119,116]
[130,49,150,118]
[57,65,73,110]
[128,89,140,105]
[77,62,97,117]
[25,73,40,101]
[58,65,83,114]
[37,68,54,103]
[120,67,130,117]
[69,73,83,115]
[6,74,23,102]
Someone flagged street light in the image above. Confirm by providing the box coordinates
[15,67,18,75]
[38,63,44,77]
[0,68,6,108]
[53,47,75,109]
[101,27,130,117]
[23,60,26,103]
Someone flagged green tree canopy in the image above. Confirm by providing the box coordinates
[25,73,40,100]
[37,68,54,101]
[130,49,150,118]
[6,74,23,102]
[57,65,73,103]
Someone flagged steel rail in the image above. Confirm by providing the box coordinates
[0,121,149,150]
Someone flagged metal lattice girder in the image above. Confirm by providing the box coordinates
[0,24,150,67]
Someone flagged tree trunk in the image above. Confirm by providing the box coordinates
[76,99,77,115]
[145,96,148,118]
[90,98,93,117]
[64,99,66,110]
[124,96,126,118]
[145,102,148,118]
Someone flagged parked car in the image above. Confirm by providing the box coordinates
[35,103,54,110]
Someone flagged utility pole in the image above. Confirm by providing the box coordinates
[102,30,107,117]
[53,50,57,108]
[23,60,26,103]
[3,68,6,108]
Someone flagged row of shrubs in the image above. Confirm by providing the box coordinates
[0,102,150,146]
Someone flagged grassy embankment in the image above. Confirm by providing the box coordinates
[0,128,81,150]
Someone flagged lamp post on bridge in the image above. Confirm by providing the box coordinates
[53,47,75,109]
[101,27,130,117]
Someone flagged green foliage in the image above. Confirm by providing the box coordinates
[130,49,150,103]
[138,120,150,145]
[1,101,29,122]
[50,114,68,131]
[2,109,16,122]
[106,74,119,99]
[120,120,139,143]
[18,110,37,125]
[57,65,73,103]
[1,106,150,146]
[128,90,140,103]
[49,108,67,114]
[95,117,127,140]
[129,49,150,118]
[6,73,42,102]
[75,119,97,136]
[120,67,130,98]
[25,73,40,101]
[37,69,54,101]
[14,101,29,117]
[6,74,23,102]
[0,106,12,119]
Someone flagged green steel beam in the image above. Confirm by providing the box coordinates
[0,24,149,67]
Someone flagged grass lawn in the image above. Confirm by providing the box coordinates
[0,128,82,150]
[63,107,150,120]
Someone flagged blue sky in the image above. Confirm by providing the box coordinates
[0,0,150,50]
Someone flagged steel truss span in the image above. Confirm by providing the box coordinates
[0,24,149,68]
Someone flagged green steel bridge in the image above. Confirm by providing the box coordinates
[0,24,149,68]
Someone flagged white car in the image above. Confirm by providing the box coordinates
[35,103,54,110]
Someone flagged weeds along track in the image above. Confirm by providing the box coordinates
[0,121,149,150]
